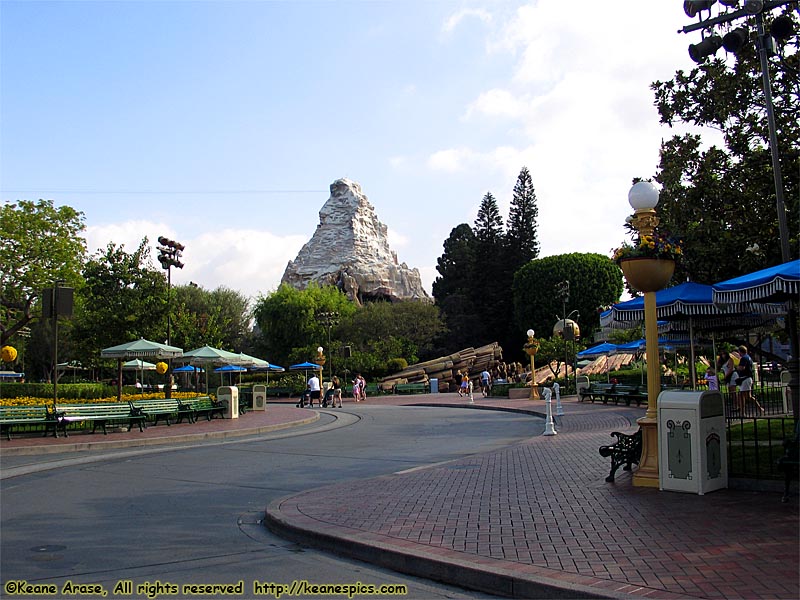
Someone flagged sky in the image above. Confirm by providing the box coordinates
[1,0,717,302]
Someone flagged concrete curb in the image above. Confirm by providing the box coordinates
[263,493,686,600]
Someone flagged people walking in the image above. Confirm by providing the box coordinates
[332,375,342,408]
[736,345,764,414]
[480,369,491,397]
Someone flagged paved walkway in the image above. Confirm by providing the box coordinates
[2,393,798,599]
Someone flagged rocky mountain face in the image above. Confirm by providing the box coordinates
[281,178,430,304]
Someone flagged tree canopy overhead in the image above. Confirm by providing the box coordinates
[652,8,798,282]
[1,199,87,346]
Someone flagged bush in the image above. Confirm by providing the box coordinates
[386,357,408,374]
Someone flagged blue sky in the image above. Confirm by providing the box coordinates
[1,1,712,300]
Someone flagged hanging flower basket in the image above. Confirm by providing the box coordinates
[619,258,675,293]
[155,361,168,375]
[523,339,540,356]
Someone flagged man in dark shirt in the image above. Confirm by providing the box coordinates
[736,345,764,414]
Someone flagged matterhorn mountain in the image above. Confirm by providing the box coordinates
[281,178,430,304]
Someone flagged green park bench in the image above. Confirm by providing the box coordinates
[181,396,225,421]
[56,402,146,436]
[394,382,429,395]
[129,399,193,426]
[0,404,59,440]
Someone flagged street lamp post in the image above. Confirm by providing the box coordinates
[525,329,540,400]
[681,0,799,416]
[620,182,675,488]
[317,311,339,382]
[157,236,184,398]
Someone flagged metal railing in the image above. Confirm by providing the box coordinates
[724,384,796,479]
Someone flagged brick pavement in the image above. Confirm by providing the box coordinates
[264,394,800,600]
[2,392,797,598]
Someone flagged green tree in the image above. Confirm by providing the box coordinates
[513,253,623,359]
[1,200,86,345]
[71,240,168,364]
[432,224,479,350]
[651,15,799,282]
[506,166,540,269]
[171,284,252,352]
[473,192,510,347]
[336,300,446,373]
[252,283,356,368]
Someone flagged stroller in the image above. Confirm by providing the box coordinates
[321,386,336,408]
[296,388,312,408]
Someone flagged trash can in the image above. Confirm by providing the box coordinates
[430,378,438,394]
[658,390,727,494]
[252,384,267,411]
[217,386,239,419]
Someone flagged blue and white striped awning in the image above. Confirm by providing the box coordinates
[713,259,800,306]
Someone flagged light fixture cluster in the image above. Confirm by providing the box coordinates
[157,236,185,270]
[683,0,796,63]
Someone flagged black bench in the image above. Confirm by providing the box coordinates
[129,399,193,426]
[579,383,614,403]
[394,383,429,395]
[57,403,146,436]
[777,422,799,503]
[182,396,226,421]
[604,384,648,407]
[598,428,642,482]
[0,405,59,439]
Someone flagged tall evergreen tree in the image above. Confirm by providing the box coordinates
[473,192,504,244]
[506,166,539,270]
[472,192,510,349]
[432,224,480,351]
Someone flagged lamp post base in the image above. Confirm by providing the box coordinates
[633,416,659,487]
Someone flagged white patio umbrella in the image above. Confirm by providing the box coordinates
[121,359,156,394]
[181,345,249,392]
[100,338,183,401]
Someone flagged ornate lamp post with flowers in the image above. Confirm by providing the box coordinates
[524,330,540,400]
[613,181,680,487]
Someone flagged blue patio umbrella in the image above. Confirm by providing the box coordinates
[610,281,784,388]
[714,259,800,416]
[713,259,799,306]
[215,364,247,386]
[173,364,204,373]
[290,361,322,386]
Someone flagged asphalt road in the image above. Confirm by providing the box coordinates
[1,406,543,599]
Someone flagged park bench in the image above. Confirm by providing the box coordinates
[180,396,225,422]
[777,422,799,503]
[129,399,192,426]
[0,404,59,440]
[56,403,146,436]
[394,382,429,395]
[603,384,648,407]
[579,383,614,403]
[598,428,642,482]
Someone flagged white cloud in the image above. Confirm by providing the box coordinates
[442,8,492,34]
[84,220,306,301]
[464,88,530,119]
[427,148,475,172]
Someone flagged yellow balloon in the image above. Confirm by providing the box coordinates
[1,345,18,363]
[155,362,168,375]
